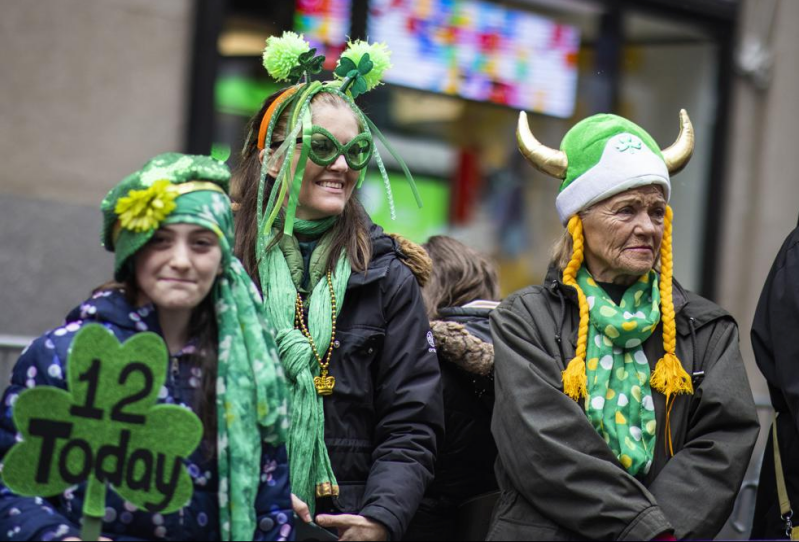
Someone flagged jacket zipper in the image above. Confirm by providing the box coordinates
[170,356,186,539]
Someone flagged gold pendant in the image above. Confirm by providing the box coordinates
[314,375,335,396]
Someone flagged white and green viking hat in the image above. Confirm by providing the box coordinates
[516,109,697,413]
[517,110,694,224]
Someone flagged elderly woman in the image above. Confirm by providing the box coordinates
[488,112,760,541]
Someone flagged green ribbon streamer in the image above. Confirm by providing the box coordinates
[262,116,305,239]
[284,107,314,237]
[365,116,423,209]
[260,83,321,239]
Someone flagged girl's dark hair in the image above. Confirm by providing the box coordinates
[93,278,219,457]
[421,236,500,319]
[232,89,372,290]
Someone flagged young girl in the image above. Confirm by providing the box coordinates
[0,153,293,541]
[233,34,444,541]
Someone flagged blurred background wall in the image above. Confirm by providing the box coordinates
[0,0,797,538]
[0,0,193,336]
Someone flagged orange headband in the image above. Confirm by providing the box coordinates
[257,87,300,150]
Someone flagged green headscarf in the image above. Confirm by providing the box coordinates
[101,153,290,541]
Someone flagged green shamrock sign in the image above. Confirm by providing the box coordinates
[2,324,203,540]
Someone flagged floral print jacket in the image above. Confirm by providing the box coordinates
[0,290,294,541]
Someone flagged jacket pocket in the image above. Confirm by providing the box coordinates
[488,518,569,541]
[333,481,367,514]
[331,328,384,403]
[488,491,571,541]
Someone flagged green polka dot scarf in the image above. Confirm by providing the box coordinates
[576,267,661,476]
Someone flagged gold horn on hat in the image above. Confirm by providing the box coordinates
[517,111,568,179]
[661,109,695,175]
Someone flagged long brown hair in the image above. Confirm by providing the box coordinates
[93,279,219,456]
[421,236,500,319]
[232,89,372,290]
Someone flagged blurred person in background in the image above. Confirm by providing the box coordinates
[232,33,443,541]
[751,226,799,541]
[0,154,292,541]
[487,111,759,540]
[403,235,500,541]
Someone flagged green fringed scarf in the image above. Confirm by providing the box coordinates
[162,193,290,542]
[576,267,661,476]
[260,217,350,511]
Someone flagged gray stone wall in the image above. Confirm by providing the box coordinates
[0,195,112,336]
[0,0,193,338]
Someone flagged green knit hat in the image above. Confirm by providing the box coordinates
[100,153,232,280]
[517,110,694,225]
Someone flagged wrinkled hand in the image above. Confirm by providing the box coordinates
[315,514,388,541]
[292,493,312,523]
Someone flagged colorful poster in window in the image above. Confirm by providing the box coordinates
[295,0,352,70]
[369,0,580,118]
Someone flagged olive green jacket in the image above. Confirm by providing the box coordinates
[487,268,760,541]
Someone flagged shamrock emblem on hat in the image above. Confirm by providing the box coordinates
[615,134,644,154]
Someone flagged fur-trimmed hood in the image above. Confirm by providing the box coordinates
[388,232,432,287]
[430,302,499,376]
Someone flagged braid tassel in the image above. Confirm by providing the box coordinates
[651,206,693,456]
[561,215,591,401]
[650,206,694,398]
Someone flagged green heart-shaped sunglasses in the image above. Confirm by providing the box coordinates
[271,126,373,171]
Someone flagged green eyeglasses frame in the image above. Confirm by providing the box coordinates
[307,126,374,170]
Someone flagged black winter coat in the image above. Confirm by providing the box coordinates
[404,304,499,541]
[315,223,444,540]
[751,226,799,540]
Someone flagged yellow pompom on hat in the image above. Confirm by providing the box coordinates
[516,110,696,407]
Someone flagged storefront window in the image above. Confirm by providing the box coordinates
[620,12,720,292]
[208,0,733,298]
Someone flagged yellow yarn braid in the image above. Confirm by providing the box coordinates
[651,206,694,400]
[561,215,591,401]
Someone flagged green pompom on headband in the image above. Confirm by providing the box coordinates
[254,32,423,245]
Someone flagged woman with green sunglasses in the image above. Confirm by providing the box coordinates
[232,35,444,542]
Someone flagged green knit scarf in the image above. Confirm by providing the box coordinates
[259,217,350,511]
[576,267,660,476]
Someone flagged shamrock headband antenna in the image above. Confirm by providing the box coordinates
[253,32,422,241]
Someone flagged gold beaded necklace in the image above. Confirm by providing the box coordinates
[294,270,337,396]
